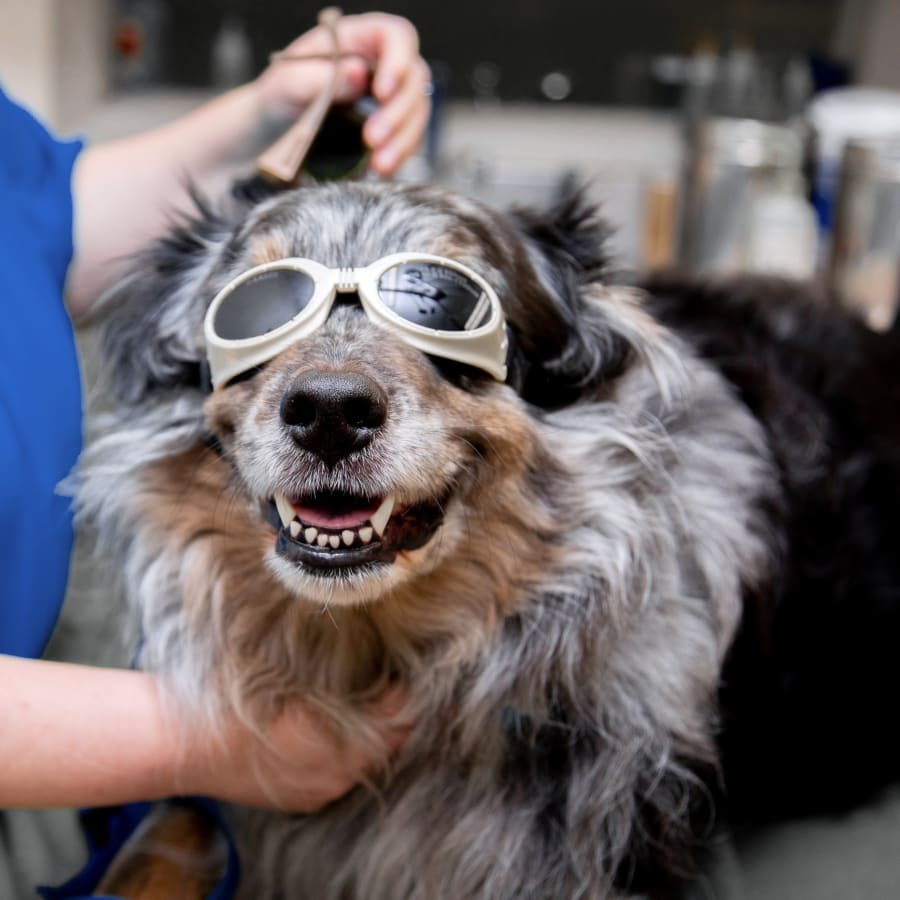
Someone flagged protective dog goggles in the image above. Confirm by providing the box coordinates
[204,253,509,388]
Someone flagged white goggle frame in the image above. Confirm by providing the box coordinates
[204,252,509,389]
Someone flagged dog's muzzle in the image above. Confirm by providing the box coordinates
[263,366,449,572]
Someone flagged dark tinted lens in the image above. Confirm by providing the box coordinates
[377,263,492,331]
[213,269,315,340]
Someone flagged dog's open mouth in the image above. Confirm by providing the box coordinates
[266,489,447,571]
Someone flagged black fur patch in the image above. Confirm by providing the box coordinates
[646,272,900,821]
[508,182,633,407]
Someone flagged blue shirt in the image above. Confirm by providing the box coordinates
[0,87,83,656]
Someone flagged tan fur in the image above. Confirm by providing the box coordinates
[97,803,225,899]
[247,233,293,265]
[135,333,565,742]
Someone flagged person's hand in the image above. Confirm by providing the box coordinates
[254,12,431,176]
[180,683,412,811]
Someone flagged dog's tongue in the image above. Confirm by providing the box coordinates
[293,497,383,530]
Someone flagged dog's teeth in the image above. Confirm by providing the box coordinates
[369,496,395,537]
[273,491,295,529]
[328,534,341,549]
[359,526,374,544]
[289,520,301,538]
[342,530,355,547]
[304,527,318,543]
[317,533,329,547]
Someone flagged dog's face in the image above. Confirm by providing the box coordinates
[203,287,532,607]
[111,181,624,611]
[198,187,524,606]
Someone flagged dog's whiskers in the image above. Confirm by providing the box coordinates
[320,602,339,631]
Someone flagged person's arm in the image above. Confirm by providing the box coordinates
[0,654,407,810]
[66,12,430,317]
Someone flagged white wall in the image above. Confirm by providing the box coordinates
[0,0,110,130]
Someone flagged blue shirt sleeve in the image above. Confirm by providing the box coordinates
[0,87,84,657]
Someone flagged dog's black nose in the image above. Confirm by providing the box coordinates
[280,370,387,464]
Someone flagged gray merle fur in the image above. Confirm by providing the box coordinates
[72,179,900,899]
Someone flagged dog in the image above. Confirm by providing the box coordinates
[73,178,900,899]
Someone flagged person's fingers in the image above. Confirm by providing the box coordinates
[369,108,429,176]
[257,14,425,137]
[337,14,420,103]
[368,84,432,174]
[259,55,369,120]
[371,680,410,718]
[252,708,354,810]
[370,18,420,103]
[364,55,430,142]
[368,681,415,750]
[200,683,417,812]
[331,57,375,103]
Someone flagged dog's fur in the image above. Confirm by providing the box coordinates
[73,179,900,899]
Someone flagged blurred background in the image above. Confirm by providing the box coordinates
[3,3,900,897]
[4,0,900,326]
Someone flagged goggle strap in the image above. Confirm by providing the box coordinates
[199,356,213,394]
[464,292,492,330]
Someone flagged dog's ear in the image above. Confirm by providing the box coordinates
[92,185,260,407]
[505,180,633,407]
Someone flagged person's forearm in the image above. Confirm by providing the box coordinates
[0,653,410,812]
[0,655,180,808]
[66,82,273,317]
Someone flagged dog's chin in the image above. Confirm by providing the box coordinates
[262,489,451,606]
[266,551,435,606]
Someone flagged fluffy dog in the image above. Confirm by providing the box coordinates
[73,178,900,899]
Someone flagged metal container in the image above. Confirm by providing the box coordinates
[829,137,900,330]
[678,118,812,276]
